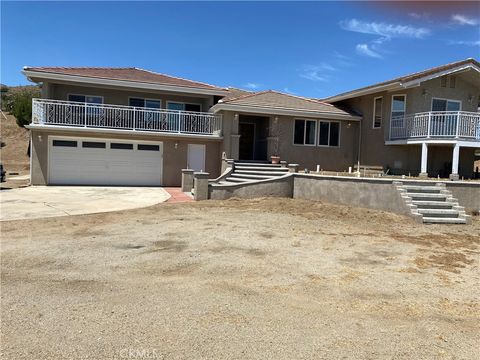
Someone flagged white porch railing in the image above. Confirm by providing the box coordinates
[31,98,222,136]
[389,111,480,141]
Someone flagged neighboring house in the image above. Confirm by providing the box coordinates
[24,58,480,187]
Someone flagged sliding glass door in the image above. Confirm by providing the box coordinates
[431,98,461,136]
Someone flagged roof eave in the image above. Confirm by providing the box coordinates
[211,103,361,121]
[323,82,402,103]
[401,63,480,88]
[22,69,229,96]
[324,62,480,103]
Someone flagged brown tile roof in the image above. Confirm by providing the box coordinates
[220,90,356,116]
[324,58,479,102]
[223,87,253,101]
[24,66,225,91]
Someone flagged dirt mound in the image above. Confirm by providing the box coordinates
[0,112,30,172]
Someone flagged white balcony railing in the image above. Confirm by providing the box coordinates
[389,111,480,141]
[31,98,222,136]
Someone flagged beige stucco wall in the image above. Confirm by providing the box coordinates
[336,72,480,177]
[30,129,221,187]
[219,110,359,171]
[275,115,359,171]
[48,82,216,112]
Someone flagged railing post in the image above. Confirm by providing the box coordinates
[389,117,392,140]
[84,102,87,127]
[427,112,431,138]
[455,111,460,138]
[133,107,136,131]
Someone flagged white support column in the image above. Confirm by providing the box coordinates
[449,144,460,181]
[419,142,428,178]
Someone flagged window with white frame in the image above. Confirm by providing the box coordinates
[129,98,161,109]
[294,119,316,145]
[373,96,383,128]
[318,121,340,147]
[391,95,406,128]
[68,94,103,104]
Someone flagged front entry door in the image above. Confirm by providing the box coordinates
[187,144,206,172]
[239,123,255,160]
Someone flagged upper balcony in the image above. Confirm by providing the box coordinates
[31,98,223,137]
[389,111,480,142]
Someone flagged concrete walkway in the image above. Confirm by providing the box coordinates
[0,186,170,221]
[164,187,194,203]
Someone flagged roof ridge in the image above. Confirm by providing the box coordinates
[267,90,335,107]
[227,89,335,107]
[26,66,136,70]
[323,57,479,101]
[24,66,226,91]
[220,90,272,103]
[133,67,225,90]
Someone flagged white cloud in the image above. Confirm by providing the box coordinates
[299,63,337,82]
[244,83,260,90]
[356,44,382,58]
[448,39,480,47]
[451,14,479,26]
[333,51,349,60]
[340,19,430,39]
[283,87,295,94]
[408,12,430,21]
[340,18,430,60]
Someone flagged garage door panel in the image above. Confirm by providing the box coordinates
[49,138,163,186]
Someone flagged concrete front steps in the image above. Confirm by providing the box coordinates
[395,182,470,224]
[216,162,290,185]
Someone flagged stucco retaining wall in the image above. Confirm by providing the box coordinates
[209,175,293,200]
[293,175,412,215]
[208,173,480,214]
[444,182,480,212]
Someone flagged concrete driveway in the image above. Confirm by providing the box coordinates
[0,186,170,221]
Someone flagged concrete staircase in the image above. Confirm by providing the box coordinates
[395,182,470,224]
[216,161,290,185]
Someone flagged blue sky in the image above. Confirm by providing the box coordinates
[1,1,479,98]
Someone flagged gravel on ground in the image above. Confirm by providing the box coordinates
[1,198,479,359]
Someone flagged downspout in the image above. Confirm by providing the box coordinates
[357,116,362,168]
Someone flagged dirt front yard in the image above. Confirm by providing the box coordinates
[1,198,479,359]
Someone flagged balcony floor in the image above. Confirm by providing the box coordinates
[386,137,480,148]
[26,123,223,140]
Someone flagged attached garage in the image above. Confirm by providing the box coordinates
[48,137,163,186]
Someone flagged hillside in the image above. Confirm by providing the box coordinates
[0,111,30,172]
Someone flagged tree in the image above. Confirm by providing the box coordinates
[2,86,40,127]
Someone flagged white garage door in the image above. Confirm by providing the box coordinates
[49,137,163,186]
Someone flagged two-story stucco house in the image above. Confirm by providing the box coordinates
[24,58,479,186]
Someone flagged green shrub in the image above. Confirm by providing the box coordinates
[2,86,40,127]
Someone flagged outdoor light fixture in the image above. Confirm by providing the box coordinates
[174,142,178,149]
